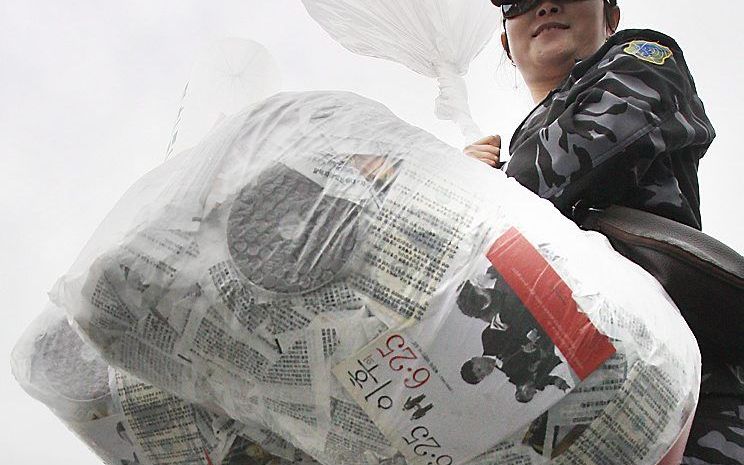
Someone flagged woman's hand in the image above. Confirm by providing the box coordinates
[464,135,502,167]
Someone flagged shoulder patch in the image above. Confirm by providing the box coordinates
[623,40,673,65]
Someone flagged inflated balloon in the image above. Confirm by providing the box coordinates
[301,0,499,140]
[166,38,282,159]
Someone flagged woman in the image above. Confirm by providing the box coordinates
[465,1,742,464]
[467,0,713,230]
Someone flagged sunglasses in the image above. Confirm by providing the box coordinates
[492,0,614,20]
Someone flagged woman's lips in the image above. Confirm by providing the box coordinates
[532,22,570,37]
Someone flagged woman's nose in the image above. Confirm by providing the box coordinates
[536,1,561,16]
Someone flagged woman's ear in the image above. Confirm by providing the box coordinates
[606,6,620,35]
[500,31,512,60]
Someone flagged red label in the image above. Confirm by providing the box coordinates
[486,227,615,380]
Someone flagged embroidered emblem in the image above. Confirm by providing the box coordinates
[623,40,673,65]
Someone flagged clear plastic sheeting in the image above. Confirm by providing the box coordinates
[11,305,318,465]
[12,306,111,424]
[37,91,698,465]
[165,38,282,160]
[301,0,499,140]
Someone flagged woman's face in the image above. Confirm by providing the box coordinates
[503,0,614,81]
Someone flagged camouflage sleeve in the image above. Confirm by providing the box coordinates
[505,41,715,224]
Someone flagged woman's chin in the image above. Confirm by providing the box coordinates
[532,45,578,71]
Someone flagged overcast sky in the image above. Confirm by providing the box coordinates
[2,1,741,464]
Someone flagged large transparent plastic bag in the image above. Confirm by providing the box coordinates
[301,0,499,140]
[11,305,318,465]
[48,91,699,465]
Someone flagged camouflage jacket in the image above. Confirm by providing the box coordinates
[504,29,715,230]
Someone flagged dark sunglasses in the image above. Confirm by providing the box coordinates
[491,0,615,20]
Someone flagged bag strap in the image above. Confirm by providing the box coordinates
[575,203,744,363]
[578,205,744,289]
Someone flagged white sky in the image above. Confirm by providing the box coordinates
[1,1,741,464]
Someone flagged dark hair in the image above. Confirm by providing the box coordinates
[604,0,619,34]
[461,359,481,384]
[502,0,619,60]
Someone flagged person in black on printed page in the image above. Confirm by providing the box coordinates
[456,266,568,402]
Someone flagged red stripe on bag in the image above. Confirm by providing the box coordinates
[486,227,615,380]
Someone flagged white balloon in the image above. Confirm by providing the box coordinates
[301,0,500,140]
[166,38,282,159]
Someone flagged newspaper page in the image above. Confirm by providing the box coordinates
[348,161,479,327]
[514,320,692,465]
[334,226,616,465]
[68,411,146,465]
[81,227,202,393]
[257,311,393,464]
[450,352,627,465]
[535,352,627,459]
[111,370,239,465]
[551,360,685,465]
